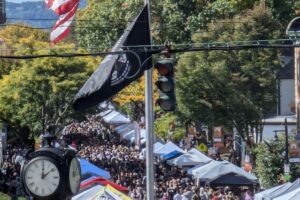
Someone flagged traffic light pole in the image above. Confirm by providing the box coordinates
[144,1,155,200]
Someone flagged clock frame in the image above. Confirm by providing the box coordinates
[23,156,61,198]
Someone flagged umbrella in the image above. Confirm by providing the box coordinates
[80,159,111,180]
[167,148,212,167]
[80,177,129,193]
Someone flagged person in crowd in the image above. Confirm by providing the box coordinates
[199,187,208,200]
[244,190,253,200]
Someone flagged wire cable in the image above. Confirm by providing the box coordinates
[0,42,299,60]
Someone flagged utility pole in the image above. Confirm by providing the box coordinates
[143,0,155,200]
[0,0,5,24]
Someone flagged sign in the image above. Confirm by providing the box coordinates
[289,134,300,163]
[198,143,208,152]
[284,163,290,175]
[213,127,224,148]
[290,157,300,163]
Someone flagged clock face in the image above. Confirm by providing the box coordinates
[24,157,60,197]
[69,157,81,194]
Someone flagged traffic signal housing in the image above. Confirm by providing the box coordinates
[155,59,176,111]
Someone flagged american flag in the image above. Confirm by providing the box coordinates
[45,0,79,45]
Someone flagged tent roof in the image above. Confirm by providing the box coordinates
[102,110,130,124]
[264,178,300,199]
[161,150,183,160]
[273,187,300,200]
[167,148,212,167]
[154,141,184,155]
[154,141,164,150]
[72,185,104,200]
[87,184,131,200]
[80,159,111,180]
[80,177,129,193]
[254,183,288,200]
[210,173,257,186]
[189,160,257,184]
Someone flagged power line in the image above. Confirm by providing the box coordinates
[0,39,298,60]
[0,38,293,52]
[6,17,259,24]
[0,23,126,30]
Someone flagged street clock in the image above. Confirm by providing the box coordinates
[21,134,81,200]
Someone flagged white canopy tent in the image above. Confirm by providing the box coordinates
[263,178,300,200]
[188,160,257,184]
[154,141,164,150]
[254,183,289,200]
[102,110,130,124]
[154,141,184,155]
[273,187,300,200]
[130,129,146,143]
[72,185,104,200]
[140,142,165,159]
[167,148,212,168]
[115,124,135,135]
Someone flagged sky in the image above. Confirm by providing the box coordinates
[7,0,42,2]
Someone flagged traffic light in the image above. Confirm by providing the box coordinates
[155,59,176,111]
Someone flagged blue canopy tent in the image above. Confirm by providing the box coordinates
[154,141,184,155]
[80,159,111,180]
[161,150,184,160]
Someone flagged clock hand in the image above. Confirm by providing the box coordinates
[41,161,45,179]
[72,166,78,177]
[43,168,55,178]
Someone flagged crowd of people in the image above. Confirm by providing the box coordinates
[0,145,28,199]
[0,113,254,200]
[61,114,253,200]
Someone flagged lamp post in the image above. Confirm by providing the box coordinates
[284,118,290,179]
[273,118,290,180]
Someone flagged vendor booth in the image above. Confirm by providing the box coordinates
[188,160,258,186]
[167,148,212,168]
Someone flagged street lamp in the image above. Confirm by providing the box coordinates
[272,119,290,180]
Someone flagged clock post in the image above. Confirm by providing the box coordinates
[21,133,81,200]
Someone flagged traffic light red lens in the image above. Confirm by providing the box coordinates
[156,65,170,76]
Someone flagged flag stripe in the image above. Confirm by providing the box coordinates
[52,3,78,30]
[51,26,72,45]
[51,14,75,43]
[45,0,79,45]
[52,0,79,15]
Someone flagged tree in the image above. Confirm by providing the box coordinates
[0,26,99,136]
[0,54,97,135]
[254,135,300,188]
[176,5,281,139]
[75,0,220,48]
[75,0,143,49]
[0,25,49,78]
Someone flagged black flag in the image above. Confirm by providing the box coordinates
[73,5,151,110]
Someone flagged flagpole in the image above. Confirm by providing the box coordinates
[144,0,155,200]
